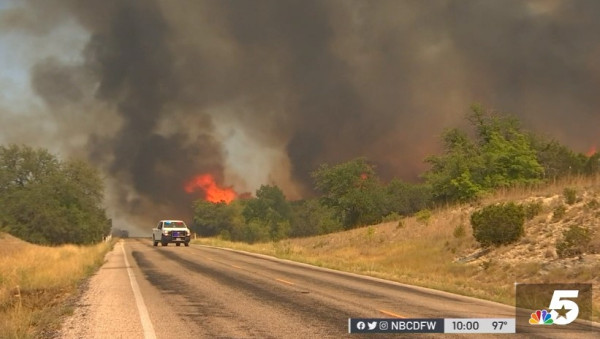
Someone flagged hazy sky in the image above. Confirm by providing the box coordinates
[1,0,599,229]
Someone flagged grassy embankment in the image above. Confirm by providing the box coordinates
[0,234,114,338]
[193,176,600,319]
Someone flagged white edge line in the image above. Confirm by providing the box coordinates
[121,241,157,339]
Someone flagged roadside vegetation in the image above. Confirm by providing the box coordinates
[194,176,600,319]
[0,144,114,337]
[0,233,114,338]
[0,144,111,245]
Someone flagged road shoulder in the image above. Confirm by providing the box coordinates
[59,241,146,339]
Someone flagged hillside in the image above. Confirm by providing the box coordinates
[194,176,600,318]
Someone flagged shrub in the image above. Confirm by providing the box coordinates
[415,209,432,225]
[243,221,270,244]
[366,226,375,241]
[585,199,599,210]
[556,225,591,258]
[563,187,578,205]
[218,230,231,241]
[453,224,466,238]
[552,204,566,221]
[470,202,525,246]
[396,219,405,229]
[523,201,543,220]
[382,212,402,222]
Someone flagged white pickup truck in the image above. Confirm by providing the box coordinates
[152,220,191,247]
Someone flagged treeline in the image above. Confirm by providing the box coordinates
[0,145,110,245]
[192,104,600,243]
[425,104,599,203]
[192,160,431,243]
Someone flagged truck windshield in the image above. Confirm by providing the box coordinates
[164,221,186,228]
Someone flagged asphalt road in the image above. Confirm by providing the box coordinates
[59,239,597,338]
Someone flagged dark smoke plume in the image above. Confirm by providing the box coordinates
[3,0,600,226]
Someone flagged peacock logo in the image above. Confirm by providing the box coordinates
[529,310,553,325]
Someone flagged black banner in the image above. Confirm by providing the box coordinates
[349,318,444,334]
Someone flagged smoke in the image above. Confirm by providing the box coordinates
[2,0,600,228]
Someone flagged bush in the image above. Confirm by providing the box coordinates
[396,219,405,229]
[218,229,231,241]
[470,202,525,246]
[552,204,566,221]
[585,199,599,210]
[563,187,578,205]
[289,199,342,237]
[366,226,375,241]
[523,201,543,220]
[556,225,591,258]
[453,224,466,238]
[382,212,402,222]
[243,220,270,244]
[415,209,432,225]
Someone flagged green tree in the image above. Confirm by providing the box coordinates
[0,144,59,191]
[243,185,292,241]
[0,145,110,244]
[528,137,584,180]
[290,199,342,237]
[424,104,543,203]
[192,200,246,239]
[424,128,484,202]
[583,152,600,175]
[193,200,235,236]
[480,130,543,188]
[243,220,271,244]
[311,158,385,228]
[383,180,432,216]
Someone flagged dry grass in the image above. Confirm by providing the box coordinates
[0,233,114,338]
[194,176,600,320]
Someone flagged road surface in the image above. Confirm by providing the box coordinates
[59,239,596,338]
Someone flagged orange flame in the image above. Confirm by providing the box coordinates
[587,145,597,157]
[184,174,237,203]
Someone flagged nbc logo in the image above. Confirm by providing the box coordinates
[528,290,579,326]
[529,310,553,325]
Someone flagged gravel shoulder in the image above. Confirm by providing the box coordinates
[59,241,145,339]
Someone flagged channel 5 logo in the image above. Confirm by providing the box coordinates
[528,290,579,325]
[516,283,593,333]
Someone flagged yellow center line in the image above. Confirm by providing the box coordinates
[275,278,295,285]
[378,309,406,318]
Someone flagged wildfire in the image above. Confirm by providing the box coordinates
[184,174,237,203]
[587,145,597,157]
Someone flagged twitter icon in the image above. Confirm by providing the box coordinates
[367,321,378,330]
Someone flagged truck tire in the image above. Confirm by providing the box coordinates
[184,242,189,247]
[176,243,181,247]
[153,236,158,246]
[161,241,168,246]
